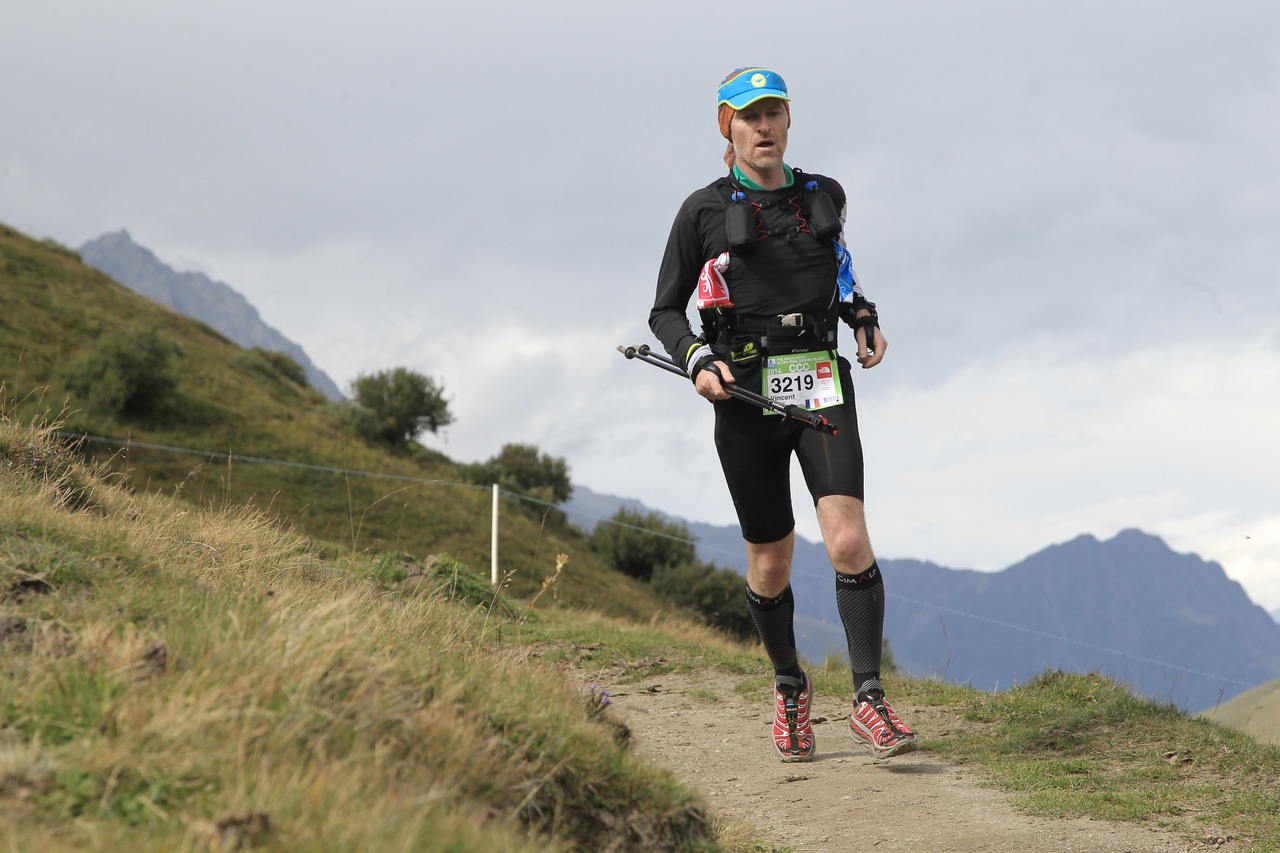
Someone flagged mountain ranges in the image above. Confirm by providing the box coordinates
[564,485,1280,713]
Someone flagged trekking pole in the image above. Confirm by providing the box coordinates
[617,344,837,435]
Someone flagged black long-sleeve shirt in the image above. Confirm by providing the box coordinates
[649,169,861,373]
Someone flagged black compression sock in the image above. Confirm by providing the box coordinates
[745,583,804,693]
[835,562,886,702]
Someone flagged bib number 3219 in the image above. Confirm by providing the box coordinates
[762,350,843,413]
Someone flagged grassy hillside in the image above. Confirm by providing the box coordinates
[1,415,732,851]
[1201,678,1280,746]
[0,223,663,620]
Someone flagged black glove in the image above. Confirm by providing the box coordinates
[838,300,880,351]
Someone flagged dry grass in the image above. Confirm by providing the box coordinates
[1,415,715,852]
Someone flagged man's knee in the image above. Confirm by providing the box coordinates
[816,495,873,573]
[825,525,873,574]
[746,534,795,597]
[750,559,791,593]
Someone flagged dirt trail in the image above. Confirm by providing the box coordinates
[607,671,1230,853]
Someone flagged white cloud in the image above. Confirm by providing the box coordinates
[1158,510,1280,615]
[858,337,1280,606]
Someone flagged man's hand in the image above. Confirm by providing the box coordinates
[855,319,887,369]
[694,360,735,400]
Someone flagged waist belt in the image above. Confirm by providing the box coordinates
[721,311,838,348]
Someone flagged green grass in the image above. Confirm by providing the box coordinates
[1200,678,1280,747]
[892,670,1280,850]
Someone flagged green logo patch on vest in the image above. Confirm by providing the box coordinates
[729,339,759,364]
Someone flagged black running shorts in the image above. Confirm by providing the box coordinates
[713,359,864,544]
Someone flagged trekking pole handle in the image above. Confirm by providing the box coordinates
[617,344,687,377]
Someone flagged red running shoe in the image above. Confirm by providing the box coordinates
[773,671,815,762]
[849,694,919,759]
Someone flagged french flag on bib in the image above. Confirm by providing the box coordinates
[696,252,734,309]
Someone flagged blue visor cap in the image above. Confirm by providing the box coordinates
[717,68,790,110]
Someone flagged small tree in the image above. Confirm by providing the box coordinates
[590,508,697,583]
[60,325,180,421]
[651,560,755,640]
[347,367,453,447]
[465,443,573,506]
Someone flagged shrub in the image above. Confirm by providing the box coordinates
[462,443,573,508]
[346,367,453,448]
[59,325,180,421]
[589,508,695,583]
[651,560,754,640]
[364,551,514,616]
[590,509,756,638]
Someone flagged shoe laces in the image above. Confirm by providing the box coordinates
[861,697,909,738]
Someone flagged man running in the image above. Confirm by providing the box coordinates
[649,66,918,762]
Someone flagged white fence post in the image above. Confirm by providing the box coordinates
[491,483,499,585]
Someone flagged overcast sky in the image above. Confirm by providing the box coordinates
[4,1,1279,612]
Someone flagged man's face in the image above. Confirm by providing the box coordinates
[729,97,789,177]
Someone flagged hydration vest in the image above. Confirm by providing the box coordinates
[700,168,843,362]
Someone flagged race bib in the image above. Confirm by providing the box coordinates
[762,350,843,413]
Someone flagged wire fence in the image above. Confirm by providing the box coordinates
[60,430,1255,692]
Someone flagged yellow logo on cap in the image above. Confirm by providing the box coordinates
[751,73,767,88]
